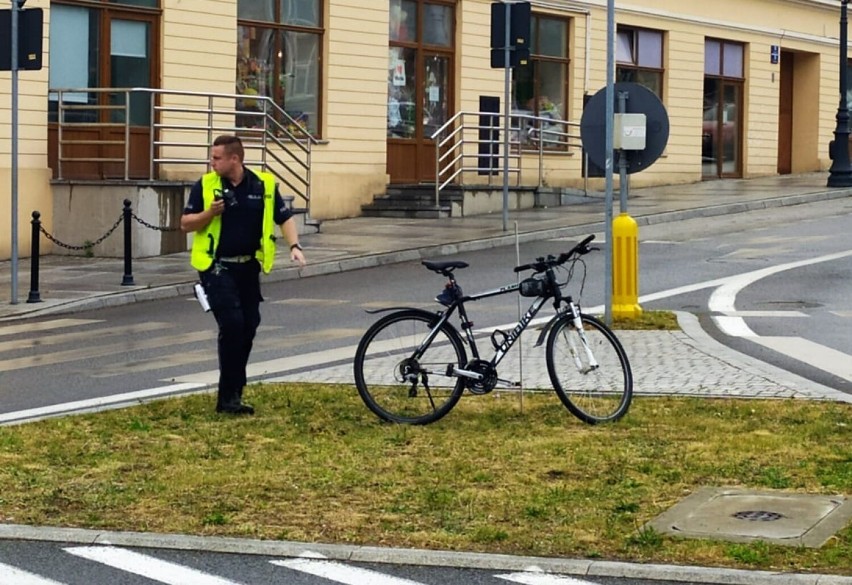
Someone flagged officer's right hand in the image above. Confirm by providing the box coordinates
[209,199,226,216]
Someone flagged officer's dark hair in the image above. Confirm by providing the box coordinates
[213,135,244,162]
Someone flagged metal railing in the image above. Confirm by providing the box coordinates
[52,87,319,221]
[431,110,582,206]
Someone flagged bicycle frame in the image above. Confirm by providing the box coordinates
[447,282,550,368]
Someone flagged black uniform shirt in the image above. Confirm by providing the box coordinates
[183,168,293,257]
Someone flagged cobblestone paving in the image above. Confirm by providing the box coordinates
[271,330,839,401]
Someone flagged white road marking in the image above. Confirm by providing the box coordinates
[706,249,852,382]
[272,554,425,585]
[0,562,67,584]
[708,249,852,336]
[496,572,598,585]
[0,382,206,425]
[716,310,807,318]
[0,330,214,373]
[64,546,243,585]
[172,345,357,385]
[751,337,852,381]
[0,318,101,338]
[0,321,168,353]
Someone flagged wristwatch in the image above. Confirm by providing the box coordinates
[290,243,303,251]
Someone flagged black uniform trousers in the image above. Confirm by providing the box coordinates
[199,260,262,409]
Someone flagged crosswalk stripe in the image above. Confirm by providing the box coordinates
[0,562,67,584]
[0,330,213,373]
[272,554,426,585]
[0,321,168,353]
[0,318,101,338]
[496,571,598,585]
[64,546,242,585]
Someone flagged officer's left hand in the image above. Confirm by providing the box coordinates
[291,247,306,267]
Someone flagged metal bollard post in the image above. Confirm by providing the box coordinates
[121,199,135,286]
[611,212,642,319]
[26,211,42,303]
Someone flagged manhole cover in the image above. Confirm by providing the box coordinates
[732,510,785,522]
[645,488,852,548]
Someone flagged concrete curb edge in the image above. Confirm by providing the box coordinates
[0,523,849,585]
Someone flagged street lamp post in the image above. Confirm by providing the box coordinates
[828,0,852,187]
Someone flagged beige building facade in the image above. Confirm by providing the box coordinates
[0,0,847,259]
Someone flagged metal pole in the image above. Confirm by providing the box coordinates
[501,1,511,232]
[828,0,852,187]
[604,0,615,325]
[10,0,21,304]
[618,90,628,212]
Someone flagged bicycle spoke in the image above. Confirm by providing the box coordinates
[547,314,632,424]
[354,310,466,425]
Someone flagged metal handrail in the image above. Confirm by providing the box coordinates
[431,110,582,207]
[52,87,319,221]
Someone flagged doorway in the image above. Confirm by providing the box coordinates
[387,0,455,184]
[777,51,794,174]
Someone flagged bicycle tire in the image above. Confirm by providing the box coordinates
[353,309,467,425]
[546,313,633,424]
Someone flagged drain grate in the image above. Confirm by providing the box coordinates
[732,510,785,522]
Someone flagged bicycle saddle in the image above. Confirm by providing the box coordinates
[422,260,469,274]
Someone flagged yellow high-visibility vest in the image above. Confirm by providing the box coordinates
[190,170,277,274]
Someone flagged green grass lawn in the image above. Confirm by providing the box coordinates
[0,383,849,575]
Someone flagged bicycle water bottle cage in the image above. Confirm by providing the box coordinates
[490,329,508,349]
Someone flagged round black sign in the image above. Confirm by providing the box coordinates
[580,82,670,174]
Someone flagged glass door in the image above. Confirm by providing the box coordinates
[702,78,742,178]
[386,0,455,184]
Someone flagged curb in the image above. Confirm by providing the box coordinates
[0,524,849,585]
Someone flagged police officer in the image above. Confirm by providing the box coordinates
[181,134,306,415]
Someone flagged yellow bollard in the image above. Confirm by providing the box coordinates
[612,212,642,319]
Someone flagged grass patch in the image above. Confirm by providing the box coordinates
[610,310,680,330]
[0,383,849,575]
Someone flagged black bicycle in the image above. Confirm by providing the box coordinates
[353,235,632,425]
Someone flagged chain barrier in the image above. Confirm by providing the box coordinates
[28,201,183,301]
[131,212,181,232]
[38,212,124,251]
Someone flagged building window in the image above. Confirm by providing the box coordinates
[512,14,569,147]
[616,27,663,97]
[237,0,323,135]
[48,0,159,125]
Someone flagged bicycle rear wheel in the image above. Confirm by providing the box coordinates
[546,313,632,424]
[354,309,467,425]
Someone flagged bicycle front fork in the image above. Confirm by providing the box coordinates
[564,300,599,374]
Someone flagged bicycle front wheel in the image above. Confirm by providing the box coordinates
[546,313,633,424]
[354,309,467,425]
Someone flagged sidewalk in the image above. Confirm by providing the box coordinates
[1,172,850,321]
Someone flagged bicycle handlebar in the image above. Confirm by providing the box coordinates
[513,234,597,273]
